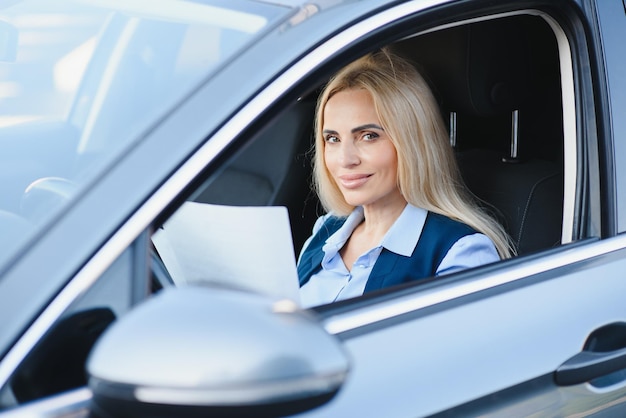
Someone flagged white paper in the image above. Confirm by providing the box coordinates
[152,202,301,305]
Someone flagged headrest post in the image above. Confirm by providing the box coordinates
[503,109,520,163]
[511,109,519,159]
[449,111,457,148]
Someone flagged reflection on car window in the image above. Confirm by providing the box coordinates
[0,0,289,271]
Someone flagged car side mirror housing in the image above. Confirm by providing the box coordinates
[86,286,349,417]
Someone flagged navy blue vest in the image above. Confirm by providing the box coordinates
[297,212,476,293]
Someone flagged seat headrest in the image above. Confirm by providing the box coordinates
[401,16,532,117]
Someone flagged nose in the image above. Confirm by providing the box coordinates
[338,140,360,167]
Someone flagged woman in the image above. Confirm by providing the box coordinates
[297,48,513,308]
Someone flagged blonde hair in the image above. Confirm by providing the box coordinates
[313,48,514,258]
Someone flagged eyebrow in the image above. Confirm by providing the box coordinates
[322,124,385,135]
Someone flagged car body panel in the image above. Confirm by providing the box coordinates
[309,239,626,416]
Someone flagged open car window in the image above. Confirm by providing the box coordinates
[149,10,576,308]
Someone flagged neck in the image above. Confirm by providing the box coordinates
[360,196,408,239]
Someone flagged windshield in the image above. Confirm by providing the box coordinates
[0,0,288,268]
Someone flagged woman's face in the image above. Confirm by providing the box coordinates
[323,88,405,211]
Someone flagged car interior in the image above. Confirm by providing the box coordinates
[398,14,564,255]
[190,13,565,259]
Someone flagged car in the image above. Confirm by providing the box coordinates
[0,0,625,416]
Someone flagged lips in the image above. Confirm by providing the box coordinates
[338,174,372,189]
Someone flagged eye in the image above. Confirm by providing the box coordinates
[325,135,340,143]
[362,132,379,142]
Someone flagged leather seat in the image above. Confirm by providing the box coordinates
[457,150,563,254]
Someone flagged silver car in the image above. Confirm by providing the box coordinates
[0,0,625,416]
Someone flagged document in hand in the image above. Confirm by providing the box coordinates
[152,202,301,305]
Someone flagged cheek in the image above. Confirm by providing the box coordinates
[386,158,399,181]
[390,152,399,172]
[372,144,398,173]
[323,146,337,171]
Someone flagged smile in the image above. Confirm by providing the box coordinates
[338,174,372,189]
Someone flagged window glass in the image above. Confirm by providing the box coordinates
[0,0,289,274]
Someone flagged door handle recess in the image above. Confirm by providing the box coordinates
[555,322,626,386]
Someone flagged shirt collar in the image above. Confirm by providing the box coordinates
[380,204,427,257]
[323,206,365,253]
[323,204,427,258]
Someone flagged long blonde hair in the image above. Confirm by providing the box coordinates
[313,48,514,258]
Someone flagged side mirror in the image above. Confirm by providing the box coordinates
[87,286,349,417]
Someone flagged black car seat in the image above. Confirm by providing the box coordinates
[396,15,564,255]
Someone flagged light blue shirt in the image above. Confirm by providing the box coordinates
[299,204,499,308]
